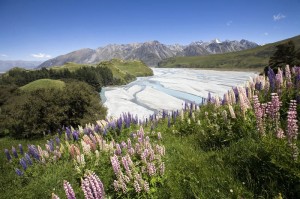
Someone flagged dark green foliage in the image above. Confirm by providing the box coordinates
[1,65,114,91]
[265,40,300,75]
[0,81,106,138]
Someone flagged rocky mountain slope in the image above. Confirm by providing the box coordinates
[38,39,258,67]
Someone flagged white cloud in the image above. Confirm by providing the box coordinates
[264,32,269,36]
[31,53,51,59]
[226,20,233,26]
[273,13,286,21]
[1,54,8,57]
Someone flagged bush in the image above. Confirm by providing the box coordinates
[0,81,106,138]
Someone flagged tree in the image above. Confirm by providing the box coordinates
[266,41,300,74]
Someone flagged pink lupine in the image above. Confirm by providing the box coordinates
[122,156,132,178]
[63,180,76,199]
[111,155,121,175]
[287,100,298,160]
[253,95,265,135]
[81,172,105,199]
[287,100,298,142]
[115,144,122,155]
[143,181,150,192]
[134,180,141,193]
[147,162,156,176]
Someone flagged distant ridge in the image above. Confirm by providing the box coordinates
[157,34,300,70]
[0,60,42,72]
[38,39,258,68]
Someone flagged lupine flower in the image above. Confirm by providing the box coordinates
[144,181,150,192]
[111,155,121,175]
[287,100,298,160]
[287,100,298,143]
[63,180,76,199]
[268,67,276,91]
[228,105,236,119]
[15,168,23,176]
[81,172,105,199]
[52,193,60,199]
[134,180,141,193]
[147,162,156,176]
[115,144,122,155]
[285,65,292,87]
[4,149,11,161]
[20,158,27,170]
[12,147,18,158]
[159,162,165,175]
[18,144,24,155]
[253,95,265,135]
[25,153,33,165]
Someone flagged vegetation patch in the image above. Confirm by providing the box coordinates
[20,79,66,91]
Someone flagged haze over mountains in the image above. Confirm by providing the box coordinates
[38,39,259,68]
[0,60,42,72]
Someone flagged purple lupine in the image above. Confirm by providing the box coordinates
[25,153,33,165]
[268,67,276,91]
[20,158,27,170]
[115,144,122,155]
[15,168,23,176]
[94,124,100,133]
[4,149,11,161]
[117,117,123,130]
[55,136,60,146]
[65,127,72,140]
[72,130,79,141]
[48,139,55,151]
[63,180,76,199]
[28,145,40,161]
[122,156,132,178]
[12,146,18,158]
[18,144,24,155]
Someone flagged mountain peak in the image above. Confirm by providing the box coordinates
[38,39,258,68]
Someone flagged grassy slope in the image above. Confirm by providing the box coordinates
[51,59,153,84]
[158,34,300,70]
[19,79,66,91]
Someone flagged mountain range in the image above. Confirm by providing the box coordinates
[38,39,259,68]
[0,60,42,72]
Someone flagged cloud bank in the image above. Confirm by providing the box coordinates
[273,13,286,21]
[31,53,51,59]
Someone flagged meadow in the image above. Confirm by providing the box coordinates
[1,65,300,199]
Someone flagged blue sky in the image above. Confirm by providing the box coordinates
[0,0,299,61]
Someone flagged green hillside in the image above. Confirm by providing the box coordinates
[20,79,66,91]
[51,59,153,84]
[158,35,300,70]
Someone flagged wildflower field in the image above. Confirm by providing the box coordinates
[1,65,300,199]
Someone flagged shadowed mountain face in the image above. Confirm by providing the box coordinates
[38,39,258,68]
